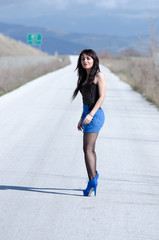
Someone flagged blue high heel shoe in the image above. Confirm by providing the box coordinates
[92,170,99,194]
[96,171,99,181]
[83,171,99,197]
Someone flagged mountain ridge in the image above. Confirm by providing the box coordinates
[0,21,150,55]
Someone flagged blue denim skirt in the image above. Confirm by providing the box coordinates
[82,105,105,133]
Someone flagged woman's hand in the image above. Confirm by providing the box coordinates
[77,118,83,131]
[83,114,93,125]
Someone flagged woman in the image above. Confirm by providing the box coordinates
[72,49,106,197]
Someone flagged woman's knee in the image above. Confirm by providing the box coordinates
[83,144,95,154]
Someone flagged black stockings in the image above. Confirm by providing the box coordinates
[83,132,99,181]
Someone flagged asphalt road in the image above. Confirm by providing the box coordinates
[0,56,159,240]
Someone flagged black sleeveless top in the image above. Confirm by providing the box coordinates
[80,82,99,110]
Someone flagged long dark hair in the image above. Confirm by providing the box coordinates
[72,49,100,100]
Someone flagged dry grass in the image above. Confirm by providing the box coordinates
[0,33,70,95]
[0,56,70,95]
[100,56,159,108]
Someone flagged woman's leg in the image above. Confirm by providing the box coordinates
[83,132,99,181]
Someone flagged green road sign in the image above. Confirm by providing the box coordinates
[28,34,42,45]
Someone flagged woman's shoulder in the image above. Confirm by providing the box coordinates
[94,71,105,84]
[96,71,104,78]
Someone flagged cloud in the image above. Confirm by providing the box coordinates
[1,0,159,17]
[76,0,159,10]
[0,0,21,6]
[96,0,126,9]
[0,0,69,10]
[38,0,70,10]
[113,12,154,20]
[0,0,159,11]
[95,0,155,10]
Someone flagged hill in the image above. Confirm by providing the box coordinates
[0,33,49,56]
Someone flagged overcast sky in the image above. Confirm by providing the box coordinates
[0,0,158,35]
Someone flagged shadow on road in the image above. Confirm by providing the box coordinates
[0,185,84,197]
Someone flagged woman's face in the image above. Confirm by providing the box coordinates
[81,53,94,70]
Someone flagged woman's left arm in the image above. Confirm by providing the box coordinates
[82,72,106,125]
[90,72,106,117]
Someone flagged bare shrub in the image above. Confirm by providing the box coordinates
[117,48,144,57]
[100,56,159,107]
[98,51,112,59]
[0,56,70,95]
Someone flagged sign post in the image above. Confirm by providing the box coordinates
[27,33,42,49]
